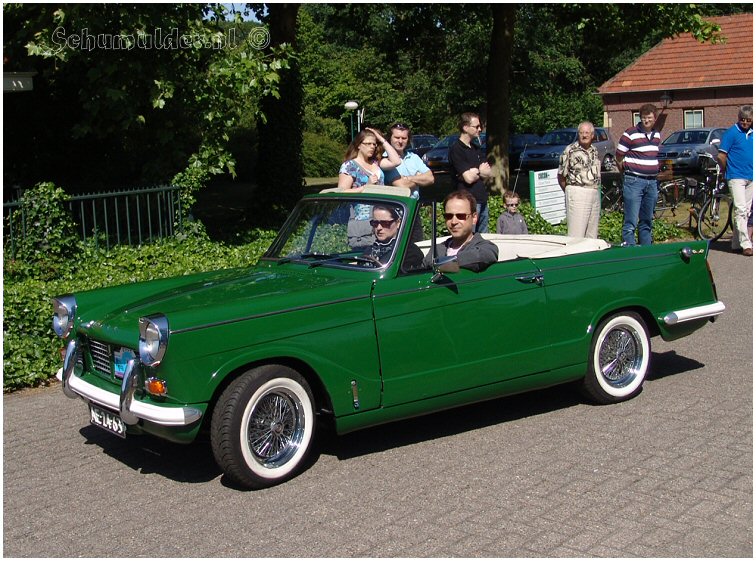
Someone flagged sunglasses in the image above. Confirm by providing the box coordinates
[443,213,472,221]
[370,219,397,228]
[506,203,519,207]
[391,123,409,131]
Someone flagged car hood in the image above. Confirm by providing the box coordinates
[659,143,708,152]
[74,263,370,344]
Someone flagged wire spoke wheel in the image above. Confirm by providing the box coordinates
[211,365,315,489]
[247,390,302,467]
[581,312,650,404]
[697,194,732,241]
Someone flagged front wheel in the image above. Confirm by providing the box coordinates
[581,312,650,404]
[697,194,732,241]
[211,365,316,489]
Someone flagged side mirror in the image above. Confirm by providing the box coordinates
[431,255,459,283]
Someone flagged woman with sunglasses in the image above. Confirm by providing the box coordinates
[339,127,402,248]
[337,128,401,190]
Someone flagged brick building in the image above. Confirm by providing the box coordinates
[598,13,753,139]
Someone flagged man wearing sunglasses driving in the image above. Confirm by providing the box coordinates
[422,190,498,272]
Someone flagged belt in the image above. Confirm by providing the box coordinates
[624,171,656,179]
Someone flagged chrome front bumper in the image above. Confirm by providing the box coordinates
[57,339,202,427]
[663,300,726,325]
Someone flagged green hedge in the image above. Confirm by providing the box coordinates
[3,230,277,391]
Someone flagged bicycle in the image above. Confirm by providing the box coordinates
[654,175,699,224]
[694,153,732,241]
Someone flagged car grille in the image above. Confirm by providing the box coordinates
[88,339,113,377]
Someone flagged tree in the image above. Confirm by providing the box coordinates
[251,3,304,215]
[3,3,291,197]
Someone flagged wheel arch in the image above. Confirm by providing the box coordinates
[201,356,335,437]
[591,304,660,340]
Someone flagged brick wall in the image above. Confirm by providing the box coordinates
[602,85,753,139]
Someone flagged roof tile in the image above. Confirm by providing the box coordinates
[599,14,753,93]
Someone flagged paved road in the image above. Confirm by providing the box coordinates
[4,241,752,557]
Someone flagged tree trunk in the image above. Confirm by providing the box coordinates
[256,4,303,214]
[485,5,516,196]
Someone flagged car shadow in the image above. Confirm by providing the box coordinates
[648,349,705,380]
[321,349,705,462]
[79,426,222,484]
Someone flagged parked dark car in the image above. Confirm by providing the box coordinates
[520,127,616,173]
[509,134,541,170]
[423,134,483,176]
[658,128,726,176]
[407,134,439,158]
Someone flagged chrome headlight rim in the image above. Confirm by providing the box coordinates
[138,314,169,367]
[52,295,77,339]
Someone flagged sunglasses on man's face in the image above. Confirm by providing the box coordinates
[444,213,471,221]
[370,219,397,228]
[506,203,519,207]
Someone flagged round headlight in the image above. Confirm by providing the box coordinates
[52,295,77,338]
[138,315,169,367]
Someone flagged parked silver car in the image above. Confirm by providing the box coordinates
[520,127,616,172]
[658,128,726,176]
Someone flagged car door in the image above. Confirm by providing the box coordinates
[371,258,550,408]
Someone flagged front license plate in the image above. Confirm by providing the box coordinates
[89,403,126,438]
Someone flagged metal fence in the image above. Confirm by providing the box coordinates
[3,185,183,256]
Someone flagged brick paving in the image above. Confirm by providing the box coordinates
[3,242,751,557]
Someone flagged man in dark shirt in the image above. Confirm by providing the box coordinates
[448,112,492,233]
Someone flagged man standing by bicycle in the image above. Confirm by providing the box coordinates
[615,104,661,246]
[718,105,753,257]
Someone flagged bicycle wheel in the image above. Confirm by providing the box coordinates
[654,183,676,220]
[697,194,732,241]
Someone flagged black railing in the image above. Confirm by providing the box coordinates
[4,185,183,256]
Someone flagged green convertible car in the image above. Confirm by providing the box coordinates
[53,186,725,488]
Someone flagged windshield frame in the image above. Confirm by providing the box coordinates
[261,194,412,272]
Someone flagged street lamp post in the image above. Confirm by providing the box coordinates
[344,100,359,141]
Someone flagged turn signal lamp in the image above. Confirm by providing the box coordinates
[145,377,168,397]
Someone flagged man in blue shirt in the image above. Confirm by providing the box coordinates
[383,123,435,199]
[718,105,753,256]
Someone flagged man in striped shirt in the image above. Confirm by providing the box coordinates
[615,104,661,245]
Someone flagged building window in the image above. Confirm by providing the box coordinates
[684,110,704,128]
[632,112,640,126]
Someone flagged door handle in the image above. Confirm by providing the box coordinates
[516,274,544,286]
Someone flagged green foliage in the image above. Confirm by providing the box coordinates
[3,228,278,391]
[4,4,291,189]
[4,182,80,279]
[302,132,345,178]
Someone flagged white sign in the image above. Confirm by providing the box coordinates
[529,169,566,225]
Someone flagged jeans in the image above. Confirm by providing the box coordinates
[475,201,489,234]
[728,178,753,250]
[622,174,657,245]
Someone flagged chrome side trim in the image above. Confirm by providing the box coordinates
[57,368,202,427]
[663,301,726,325]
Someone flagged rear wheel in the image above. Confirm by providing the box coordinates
[697,194,732,241]
[581,312,650,404]
[211,365,316,489]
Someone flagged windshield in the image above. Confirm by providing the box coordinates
[263,197,409,269]
[538,131,577,145]
[663,130,710,145]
